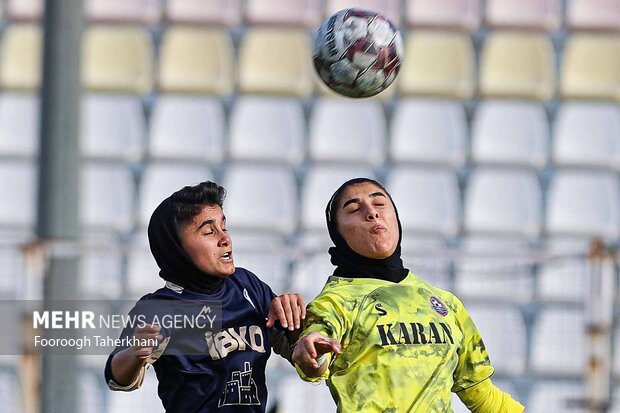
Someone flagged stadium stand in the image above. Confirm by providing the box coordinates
[553,102,620,169]
[464,167,543,239]
[327,0,402,25]
[238,28,313,97]
[537,237,589,303]
[246,0,322,27]
[0,24,42,90]
[527,381,585,413]
[398,31,475,99]
[405,0,481,31]
[165,0,242,26]
[6,0,41,21]
[309,98,387,165]
[479,32,556,100]
[229,96,305,164]
[485,0,561,31]
[0,93,39,158]
[84,0,162,24]
[566,0,620,31]
[158,27,234,96]
[0,160,37,229]
[471,100,549,168]
[560,34,620,101]
[390,99,467,167]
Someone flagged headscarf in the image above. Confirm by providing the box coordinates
[148,196,225,294]
[326,178,409,283]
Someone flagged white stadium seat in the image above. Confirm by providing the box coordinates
[230,96,305,164]
[390,99,467,167]
[79,236,123,299]
[277,374,336,413]
[455,236,534,303]
[471,100,548,168]
[223,164,297,236]
[531,308,586,375]
[537,238,590,303]
[81,94,145,161]
[0,93,39,157]
[138,163,214,227]
[553,102,620,169]
[290,253,335,301]
[108,367,164,413]
[527,381,585,413]
[464,304,527,374]
[127,236,165,298]
[301,165,375,232]
[166,0,242,25]
[464,167,542,239]
[0,369,21,413]
[546,169,620,239]
[232,251,290,294]
[0,160,37,228]
[309,98,387,166]
[79,371,105,413]
[149,96,225,163]
[246,0,322,27]
[387,166,461,237]
[80,163,135,234]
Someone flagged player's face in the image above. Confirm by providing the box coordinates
[336,182,399,259]
[178,205,235,278]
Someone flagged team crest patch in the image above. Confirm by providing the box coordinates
[430,297,448,317]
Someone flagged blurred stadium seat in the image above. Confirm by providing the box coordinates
[327,0,403,25]
[290,253,335,302]
[238,28,313,97]
[79,235,124,299]
[230,96,305,164]
[81,94,145,161]
[485,0,561,31]
[553,102,620,169]
[127,237,165,298]
[223,164,298,236]
[82,26,154,94]
[464,167,542,239]
[527,381,585,413]
[80,163,135,234]
[479,32,555,100]
[398,31,475,99]
[566,0,620,31]
[537,237,589,303]
[108,367,164,413]
[390,99,467,167]
[232,251,290,294]
[560,34,620,101]
[138,162,214,227]
[85,0,162,24]
[465,303,527,374]
[149,96,225,163]
[158,27,234,96]
[0,24,42,91]
[546,169,620,239]
[471,101,548,168]
[165,0,242,26]
[246,0,322,27]
[387,166,461,238]
[0,160,37,229]
[531,308,586,375]
[455,236,534,303]
[0,93,39,157]
[309,98,386,165]
[277,373,336,413]
[6,0,41,21]
[405,0,481,31]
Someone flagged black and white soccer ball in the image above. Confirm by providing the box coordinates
[313,8,404,98]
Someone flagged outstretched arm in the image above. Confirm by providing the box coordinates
[457,379,525,413]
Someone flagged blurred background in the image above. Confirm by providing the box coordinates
[0,0,619,412]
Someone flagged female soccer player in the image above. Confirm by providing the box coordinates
[104,181,304,412]
[292,178,525,412]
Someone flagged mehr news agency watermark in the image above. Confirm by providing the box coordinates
[0,300,222,355]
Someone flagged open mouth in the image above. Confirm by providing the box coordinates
[221,251,233,262]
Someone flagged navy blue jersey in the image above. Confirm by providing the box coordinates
[104,268,278,413]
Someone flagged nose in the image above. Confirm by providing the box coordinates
[218,230,231,247]
[366,205,379,221]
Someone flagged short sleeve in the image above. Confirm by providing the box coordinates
[451,297,494,392]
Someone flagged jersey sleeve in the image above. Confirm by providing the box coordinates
[450,296,495,392]
[295,289,352,382]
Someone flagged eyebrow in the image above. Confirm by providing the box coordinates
[341,192,387,209]
[196,215,226,232]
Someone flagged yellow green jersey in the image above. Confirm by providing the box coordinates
[296,272,494,413]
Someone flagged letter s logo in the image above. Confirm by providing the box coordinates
[375,303,387,316]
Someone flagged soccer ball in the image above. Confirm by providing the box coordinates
[313,9,403,98]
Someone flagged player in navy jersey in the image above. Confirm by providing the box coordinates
[104,181,304,412]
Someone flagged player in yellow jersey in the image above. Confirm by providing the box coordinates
[292,178,525,413]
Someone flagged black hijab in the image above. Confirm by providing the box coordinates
[326,178,409,283]
[148,196,225,294]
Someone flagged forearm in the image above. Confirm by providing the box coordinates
[110,348,147,386]
[457,379,524,413]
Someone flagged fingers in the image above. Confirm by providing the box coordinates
[292,332,341,369]
[132,323,163,359]
[268,294,306,331]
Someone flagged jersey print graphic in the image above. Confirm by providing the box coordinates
[218,362,260,408]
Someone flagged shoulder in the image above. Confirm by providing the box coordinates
[408,273,464,313]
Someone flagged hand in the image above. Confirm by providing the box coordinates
[131,324,163,360]
[292,332,341,370]
[266,293,306,331]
